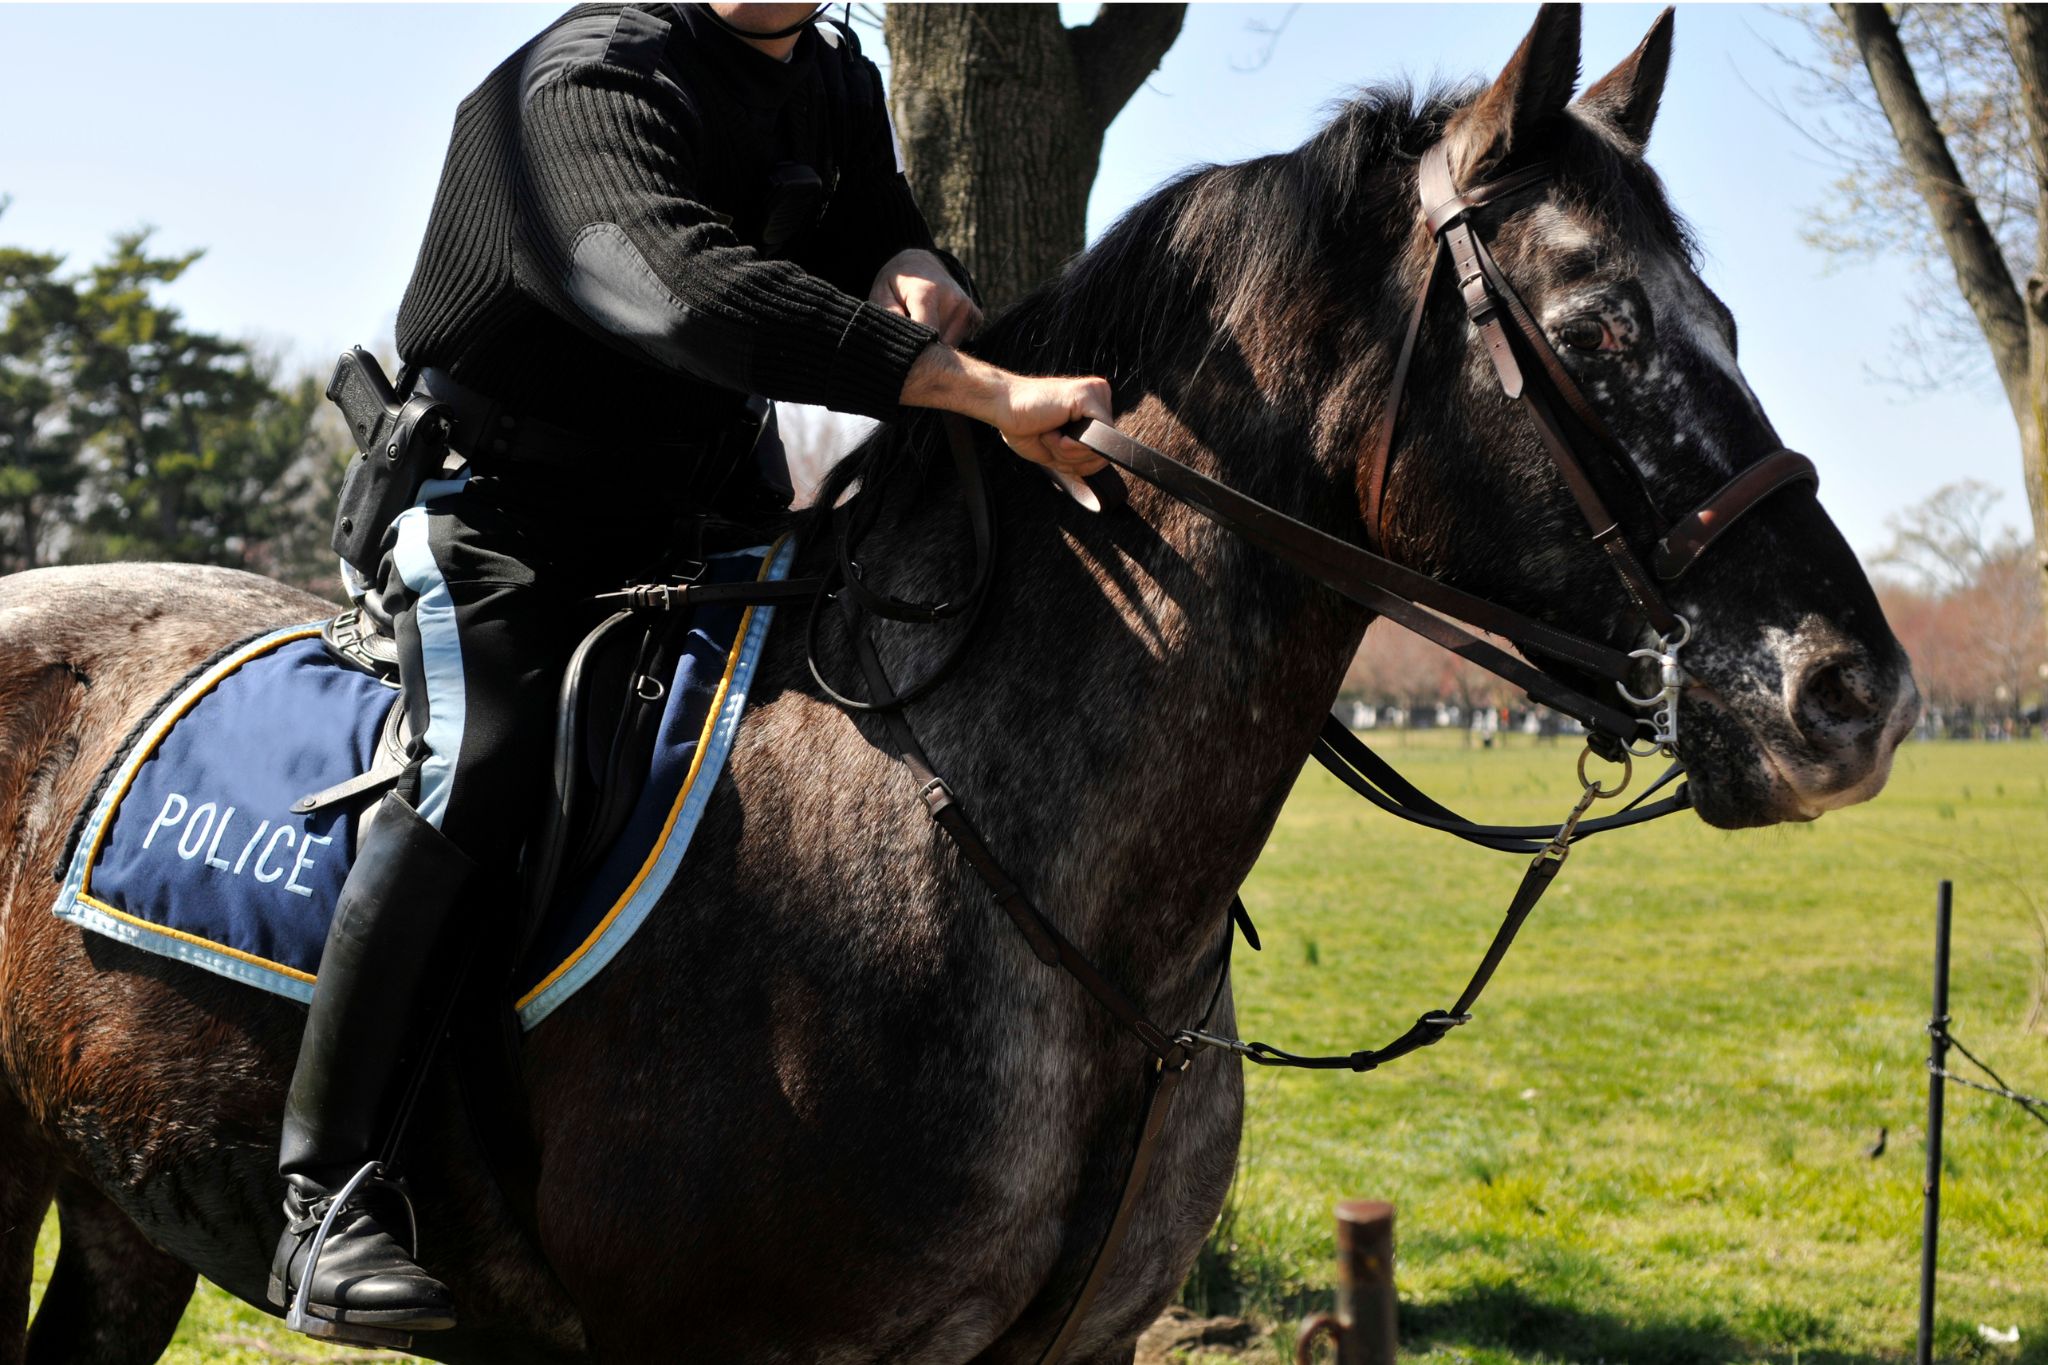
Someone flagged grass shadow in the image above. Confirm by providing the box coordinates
[1400,1279,1897,1365]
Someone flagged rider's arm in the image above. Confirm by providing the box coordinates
[519,61,1103,476]
[900,345,1109,483]
[520,63,935,421]
[802,63,983,348]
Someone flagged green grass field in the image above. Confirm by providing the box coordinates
[30,738,2048,1363]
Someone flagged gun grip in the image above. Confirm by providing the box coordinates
[327,347,400,454]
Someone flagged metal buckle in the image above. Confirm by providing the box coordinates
[1543,746,1634,861]
[1175,1028,1254,1058]
[917,776,955,818]
[1617,615,1691,757]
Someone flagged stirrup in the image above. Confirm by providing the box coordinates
[284,1160,418,1350]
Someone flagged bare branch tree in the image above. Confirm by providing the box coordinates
[1791,5,2048,640]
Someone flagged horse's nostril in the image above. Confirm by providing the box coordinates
[1793,654,1884,740]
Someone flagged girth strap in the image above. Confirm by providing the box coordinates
[843,594,1233,1364]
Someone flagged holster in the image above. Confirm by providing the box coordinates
[329,347,454,575]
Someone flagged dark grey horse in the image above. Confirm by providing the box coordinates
[0,8,1915,1363]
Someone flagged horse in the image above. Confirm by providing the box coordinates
[0,7,1917,1362]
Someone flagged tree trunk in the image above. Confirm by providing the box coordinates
[1834,3,2048,634]
[2006,1,2048,635]
[884,3,1185,314]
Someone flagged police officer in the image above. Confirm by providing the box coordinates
[271,1,1111,1342]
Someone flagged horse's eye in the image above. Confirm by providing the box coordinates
[1559,317,1611,353]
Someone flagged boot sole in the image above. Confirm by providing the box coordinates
[267,1273,455,1346]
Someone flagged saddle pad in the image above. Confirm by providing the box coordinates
[55,537,795,1031]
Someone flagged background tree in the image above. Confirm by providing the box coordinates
[58,230,343,576]
[1798,5,2048,638]
[1872,479,2045,733]
[0,224,83,572]
[65,230,274,562]
[883,4,1186,312]
[0,220,347,583]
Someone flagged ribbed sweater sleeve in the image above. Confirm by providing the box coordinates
[520,64,936,421]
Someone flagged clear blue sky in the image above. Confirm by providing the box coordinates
[0,3,2026,559]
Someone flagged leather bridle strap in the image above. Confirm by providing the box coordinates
[806,416,999,712]
[1654,449,1818,579]
[1371,143,1825,652]
[842,596,1237,1365]
[1312,715,1690,854]
[1202,841,1563,1072]
[1072,420,1646,742]
[1417,146,1685,640]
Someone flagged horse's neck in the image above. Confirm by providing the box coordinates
[856,440,1366,1003]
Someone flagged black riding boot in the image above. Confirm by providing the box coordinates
[269,795,475,1347]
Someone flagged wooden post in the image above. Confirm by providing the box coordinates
[1295,1200,1397,1365]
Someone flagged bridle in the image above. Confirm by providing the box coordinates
[633,138,1827,1365]
[1353,141,1819,760]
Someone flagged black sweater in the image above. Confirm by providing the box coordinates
[394,3,939,453]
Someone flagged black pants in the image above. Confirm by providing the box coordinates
[376,471,688,866]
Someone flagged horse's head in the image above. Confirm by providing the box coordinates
[1337,5,1916,828]
[982,4,1915,828]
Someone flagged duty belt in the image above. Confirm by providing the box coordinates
[412,367,702,472]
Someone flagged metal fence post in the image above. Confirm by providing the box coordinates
[1295,1200,1397,1365]
[1918,880,1952,1365]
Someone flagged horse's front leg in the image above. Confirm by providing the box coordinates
[0,1094,53,1365]
[24,1178,196,1365]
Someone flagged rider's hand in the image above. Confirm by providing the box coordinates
[870,249,981,346]
[988,373,1112,482]
[899,345,1112,506]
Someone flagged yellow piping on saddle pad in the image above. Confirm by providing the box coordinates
[75,626,328,985]
[514,541,786,1013]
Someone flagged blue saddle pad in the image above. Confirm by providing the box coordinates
[55,538,794,1030]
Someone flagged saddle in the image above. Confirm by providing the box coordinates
[310,584,719,934]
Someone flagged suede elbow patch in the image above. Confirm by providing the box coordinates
[566,221,716,378]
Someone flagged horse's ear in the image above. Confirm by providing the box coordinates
[1576,6,1674,150]
[1444,3,1581,185]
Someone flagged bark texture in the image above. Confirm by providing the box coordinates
[1834,3,2048,616]
[884,4,1186,313]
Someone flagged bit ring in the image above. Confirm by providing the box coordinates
[1577,745,1632,798]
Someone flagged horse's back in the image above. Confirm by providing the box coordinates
[0,561,329,901]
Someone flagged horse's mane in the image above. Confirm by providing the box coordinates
[976,82,1459,388]
[802,76,1699,525]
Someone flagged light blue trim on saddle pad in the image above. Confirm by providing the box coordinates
[53,537,797,1029]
